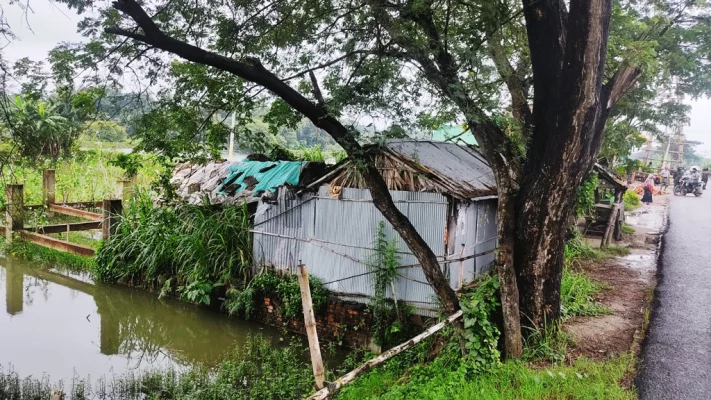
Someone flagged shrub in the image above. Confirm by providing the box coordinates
[224,270,328,319]
[623,190,641,211]
[95,190,252,305]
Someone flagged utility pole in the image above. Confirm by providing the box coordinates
[228,112,235,162]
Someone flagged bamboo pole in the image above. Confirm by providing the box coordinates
[297,264,325,389]
[307,310,464,400]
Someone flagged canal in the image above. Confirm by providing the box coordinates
[0,254,289,383]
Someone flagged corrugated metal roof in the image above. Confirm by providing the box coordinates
[384,140,496,197]
[316,140,497,200]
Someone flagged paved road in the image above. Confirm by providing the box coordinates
[637,193,711,399]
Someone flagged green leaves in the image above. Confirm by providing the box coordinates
[460,275,501,373]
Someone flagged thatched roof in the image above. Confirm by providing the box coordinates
[309,140,497,200]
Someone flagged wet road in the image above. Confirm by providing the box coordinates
[637,193,711,399]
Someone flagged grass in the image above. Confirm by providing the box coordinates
[621,224,635,235]
[336,341,636,400]
[0,149,161,208]
[48,230,102,248]
[5,240,96,273]
[601,245,632,257]
[0,335,320,400]
[561,268,610,319]
[94,191,253,305]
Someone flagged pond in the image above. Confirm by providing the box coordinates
[0,254,289,383]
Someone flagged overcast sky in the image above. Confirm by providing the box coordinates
[3,3,710,155]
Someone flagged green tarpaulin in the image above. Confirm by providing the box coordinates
[217,161,305,195]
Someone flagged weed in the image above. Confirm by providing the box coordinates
[460,274,501,372]
[95,190,252,306]
[561,268,610,319]
[367,221,403,346]
[6,240,96,273]
[621,224,635,234]
[224,270,328,319]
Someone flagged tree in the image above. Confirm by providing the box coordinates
[57,0,711,358]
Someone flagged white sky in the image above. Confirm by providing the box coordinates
[3,3,710,155]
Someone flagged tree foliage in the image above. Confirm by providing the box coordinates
[40,0,711,359]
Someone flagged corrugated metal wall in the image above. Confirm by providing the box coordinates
[252,186,497,315]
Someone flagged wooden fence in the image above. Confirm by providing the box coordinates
[3,169,130,256]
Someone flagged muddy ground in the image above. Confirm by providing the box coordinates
[564,197,667,360]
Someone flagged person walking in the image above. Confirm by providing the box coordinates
[660,165,671,194]
[702,168,709,190]
[642,174,655,205]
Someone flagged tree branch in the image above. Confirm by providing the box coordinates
[106,0,463,317]
[602,64,642,113]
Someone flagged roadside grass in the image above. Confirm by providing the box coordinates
[561,268,610,319]
[621,224,636,234]
[336,347,636,400]
[623,191,641,212]
[5,240,95,273]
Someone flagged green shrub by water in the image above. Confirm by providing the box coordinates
[95,191,252,305]
[224,269,329,319]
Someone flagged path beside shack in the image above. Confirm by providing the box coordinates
[565,197,666,364]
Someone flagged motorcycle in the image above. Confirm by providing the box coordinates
[674,177,703,197]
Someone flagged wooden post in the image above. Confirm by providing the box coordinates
[6,184,23,242]
[102,199,123,241]
[42,169,56,205]
[297,264,325,389]
[118,179,135,203]
[456,244,465,290]
[601,203,620,248]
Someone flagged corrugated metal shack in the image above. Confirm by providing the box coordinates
[253,140,499,315]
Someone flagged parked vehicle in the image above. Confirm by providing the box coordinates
[674,176,703,197]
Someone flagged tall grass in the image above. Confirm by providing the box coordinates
[0,149,161,207]
[95,190,252,305]
[0,335,316,400]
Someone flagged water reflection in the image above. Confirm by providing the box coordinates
[0,255,284,382]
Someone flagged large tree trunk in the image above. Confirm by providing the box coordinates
[514,170,584,325]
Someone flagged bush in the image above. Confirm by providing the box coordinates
[623,190,641,211]
[224,270,328,319]
[95,191,252,305]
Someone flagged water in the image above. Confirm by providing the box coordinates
[0,255,287,382]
